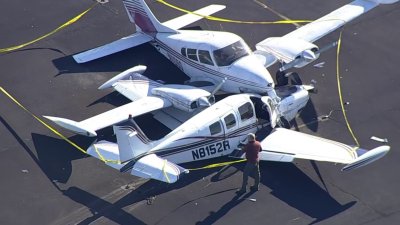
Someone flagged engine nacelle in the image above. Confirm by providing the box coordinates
[151,84,213,112]
[256,37,320,69]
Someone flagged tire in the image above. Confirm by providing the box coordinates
[276,71,288,86]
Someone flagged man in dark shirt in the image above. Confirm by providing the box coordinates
[237,133,262,194]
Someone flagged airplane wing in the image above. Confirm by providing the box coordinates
[162,4,226,30]
[258,128,390,171]
[255,0,398,69]
[44,96,172,137]
[73,32,152,63]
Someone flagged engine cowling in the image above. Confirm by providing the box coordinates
[151,84,213,112]
[256,37,320,69]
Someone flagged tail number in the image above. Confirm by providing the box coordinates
[192,140,230,160]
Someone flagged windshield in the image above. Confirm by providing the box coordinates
[213,40,250,66]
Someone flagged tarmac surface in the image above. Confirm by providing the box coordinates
[1,0,400,224]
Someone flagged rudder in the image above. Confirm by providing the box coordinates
[122,0,176,34]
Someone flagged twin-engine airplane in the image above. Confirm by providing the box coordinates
[45,67,390,183]
[71,0,398,126]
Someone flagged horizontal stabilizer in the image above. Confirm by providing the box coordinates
[131,154,188,183]
[44,96,172,137]
[87,141,124,170]
[73,33,152,63]
[163,4,226,30]
[342,146,390,171]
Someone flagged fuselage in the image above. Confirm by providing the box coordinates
[147,94,261,164]
[152,30,275,94]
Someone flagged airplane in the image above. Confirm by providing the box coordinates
[71,0,399,126]
[44,66,390,183]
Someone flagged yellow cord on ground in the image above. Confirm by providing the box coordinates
[157,0,312,25]
[0,3,98,53]
[336,30,360,147]
[0,86,119,164]
[0,87,87,154]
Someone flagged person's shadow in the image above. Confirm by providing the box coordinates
[195,190,257,225]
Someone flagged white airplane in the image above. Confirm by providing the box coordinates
[44,67,389,183]
[71,0,399,126]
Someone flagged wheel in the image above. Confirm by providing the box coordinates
[276,70,288,86]
[288,72,302,85]
[278,116,291,128]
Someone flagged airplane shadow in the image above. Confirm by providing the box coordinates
[191,161,355,225]
[260,162,355,224]
[31,133,93,184]
[87,91,130,107]
[52,43,189,84]
[62,165,221,225]
[295,99,319,132]
[0,116,87,186]
[62,186,147,225]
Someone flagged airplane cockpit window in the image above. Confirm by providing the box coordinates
[224,113,236,130]
[238,102,254,121]
[181,48,187,57]
[198,50,214,66]
[209,121,222,135]
[213,40,250,67]
[187,48,198,61]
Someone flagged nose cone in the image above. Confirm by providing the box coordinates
[230,54,275,92]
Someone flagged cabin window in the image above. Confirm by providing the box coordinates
[238,102,254,121]
[187,48,198,61]
[198,50,214,65]
[181,48,187,57]
[213,40,251,66]
[209,121,222,135]
[224,113,236,130]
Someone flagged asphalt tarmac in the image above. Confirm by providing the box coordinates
[1,0,400,224]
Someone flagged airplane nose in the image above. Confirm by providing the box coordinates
[231,55,275,92]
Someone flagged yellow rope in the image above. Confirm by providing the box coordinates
[156,0,312,25]
[0,3,98,53]
[336,30,360,147]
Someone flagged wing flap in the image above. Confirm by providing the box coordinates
[162,5,226,30]
[73,33,152,63]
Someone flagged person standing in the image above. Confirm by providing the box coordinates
[237,133,262,194]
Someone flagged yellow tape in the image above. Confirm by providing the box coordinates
[188,158,246,171]
[0,87,87,154]
[0,3,98,53]
[336,30,360,147]
[0,86,120,164]
[93,144,121,164]
[157,0,312,25]
[162,159,171,183]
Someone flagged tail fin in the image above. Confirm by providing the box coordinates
[113,119,152,162]
[122,0,176,34]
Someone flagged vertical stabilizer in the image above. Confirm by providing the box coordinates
[114,119,152,162]
[122,0,176,34]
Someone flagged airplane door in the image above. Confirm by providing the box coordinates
[220,111,240,155]
[261,96,278,128]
